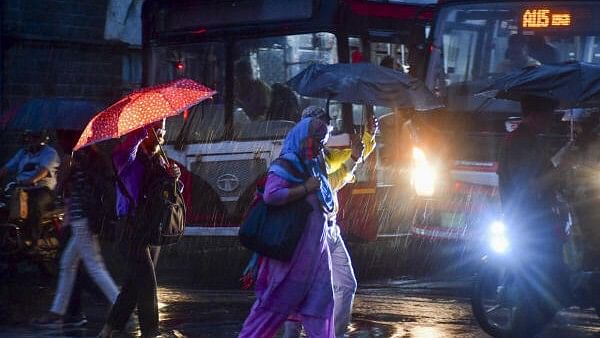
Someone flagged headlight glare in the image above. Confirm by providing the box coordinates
[490,221,506,235]
[411,147,436,197]
[489,220,509,254]
[490,236,509,253]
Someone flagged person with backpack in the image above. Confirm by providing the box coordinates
[31,145,119,328]
[98,120,181,338]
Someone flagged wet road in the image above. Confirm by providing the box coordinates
[2,276,600,337]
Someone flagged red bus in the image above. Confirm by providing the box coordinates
[141,0,436,241]
[412,0,597,243]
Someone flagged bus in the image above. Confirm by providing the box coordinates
[412,0,598,244]
[141,0,436,241]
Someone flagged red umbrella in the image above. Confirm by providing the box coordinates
[73,78,216,150]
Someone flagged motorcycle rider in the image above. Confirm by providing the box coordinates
[0,130,60,251]
[553,109,600,270]
[497,95,568,311]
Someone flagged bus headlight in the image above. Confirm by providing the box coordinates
[489,221,509,254]
[411,147,436,197]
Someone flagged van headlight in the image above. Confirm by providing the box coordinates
[411,147,436,197]
[489,221,509,254]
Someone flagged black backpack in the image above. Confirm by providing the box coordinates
[135,167,186,246]
[87,170,118,239]
[71,150,117,240]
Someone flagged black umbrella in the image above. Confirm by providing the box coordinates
[478,61,600,105]
[287,63,442,111]
[6,97,105,131]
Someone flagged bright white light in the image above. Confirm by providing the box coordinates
[412,147,427,162]
[490,236,509,254]
[411,147,436,197]
[490,221,506,235]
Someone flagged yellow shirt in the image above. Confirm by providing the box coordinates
[324,131,376,219]
[326,131,376,191]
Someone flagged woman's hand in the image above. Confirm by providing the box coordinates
[367,116,379,135]
[350,134,365,162]
[281,176,321,204]
[166,163,181,179]
[304,176,320,192]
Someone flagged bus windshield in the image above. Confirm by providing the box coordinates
[427,1,600,119]
[147,32,338,144]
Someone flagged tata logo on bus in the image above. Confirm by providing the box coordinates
[522,9,572,28]
[216,174,240,192]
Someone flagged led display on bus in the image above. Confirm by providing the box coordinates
[522,8,571,28]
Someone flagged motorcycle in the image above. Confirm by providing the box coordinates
[471,205,600,337]
[0,182,64,276]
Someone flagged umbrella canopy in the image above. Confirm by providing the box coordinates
[478,61,600,105]
[287,63,442,111]
[6,97,105,130]
[73,78,216,151]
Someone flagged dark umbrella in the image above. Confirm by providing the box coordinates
[6,97,105,130]
[478,61,600,105]
[287,63,442,111]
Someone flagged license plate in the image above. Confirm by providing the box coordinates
[440,212,467,228]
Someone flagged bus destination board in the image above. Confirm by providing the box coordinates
[522,8,571,28]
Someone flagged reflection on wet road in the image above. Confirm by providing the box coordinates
[2,279,600,337]
[351,287,600,337]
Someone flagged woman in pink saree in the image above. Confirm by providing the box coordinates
[239,117,335,338]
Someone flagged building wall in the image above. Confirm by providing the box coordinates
[2,0,140,114]
[0,0,141,161]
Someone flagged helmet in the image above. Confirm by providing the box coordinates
[22,130,49,146]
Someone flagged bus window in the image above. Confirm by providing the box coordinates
[371,42,410,73]
[148,42,226,144]
[233,32,338,140]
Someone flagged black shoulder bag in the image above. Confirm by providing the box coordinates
[238,157,313,261]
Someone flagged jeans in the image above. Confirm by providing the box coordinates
[67,265,106,316]
[283,225,357,338]
[107,242,159,336]
[50,218,119,315]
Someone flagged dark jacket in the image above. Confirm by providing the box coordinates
[498,124,556,226]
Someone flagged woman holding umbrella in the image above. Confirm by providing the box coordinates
[69,79,215,338]
[97,120,181,338]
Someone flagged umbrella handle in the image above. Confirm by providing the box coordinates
[150,128,180,197]
[570,119,574,142]
[151,127,170,166]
